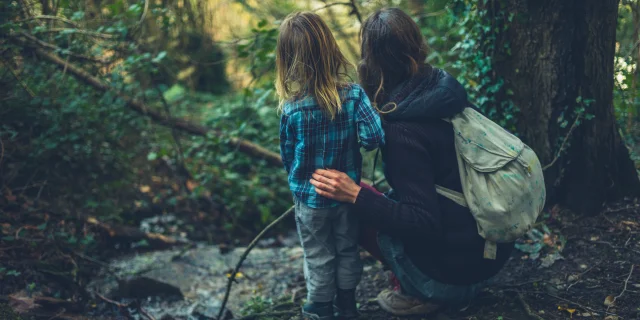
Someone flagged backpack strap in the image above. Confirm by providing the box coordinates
[434,185,467,207]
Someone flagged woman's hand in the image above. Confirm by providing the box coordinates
[310,169,362,203]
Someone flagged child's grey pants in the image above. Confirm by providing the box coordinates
[295,202,362,303]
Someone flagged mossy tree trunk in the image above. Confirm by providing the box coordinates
[489,0,640,214]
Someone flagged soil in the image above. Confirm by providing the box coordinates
[285,202,640,320]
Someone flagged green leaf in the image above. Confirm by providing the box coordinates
[152,51,167,63]
[147,152,158,161]
[257,19,268,28]
[37,222,47,230]
[6,270,21,277]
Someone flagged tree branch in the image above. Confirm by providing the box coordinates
[19,31,112,64]
[18,15,79,27]
[33,28,116,40]
[11,36,283,167]
[313,1,351,12]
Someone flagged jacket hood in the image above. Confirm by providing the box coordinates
[384,68,468,121]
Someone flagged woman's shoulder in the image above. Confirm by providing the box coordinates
[384,120,453,148]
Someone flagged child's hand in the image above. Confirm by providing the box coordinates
[310,169,362,203]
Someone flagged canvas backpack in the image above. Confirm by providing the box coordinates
[435,107,546,260]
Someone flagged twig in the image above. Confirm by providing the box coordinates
[18,15,79,27]
[132,0,149,32]
[1,57,36,98]
[592,239,640,255]
[217,206,295,320]
[545,293,617,316]
[542,114,582,171]
[313,2,351,12]
[608,264,635,311]
[625,235,633,247]
[33,28,116,39]
[47,308,66,320]
[516,292,545,320]
[71,251,112,269]
[137,301,156,320]
[94,291,130,308]
[566,264,599,292]
[349,0,363,23]
[155,85,191,187]
[232,310,297,320]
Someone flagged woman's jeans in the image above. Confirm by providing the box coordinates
[358,182,489,307]
[295,201,362,303]
[377,233,489,307]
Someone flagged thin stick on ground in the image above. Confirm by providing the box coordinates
[608,264,635,311]
[545,293,617,316]
[516,292,545,320]
[217,206,295,320]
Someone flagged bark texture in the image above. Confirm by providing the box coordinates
[491,0,640,214]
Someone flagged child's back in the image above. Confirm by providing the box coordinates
[275,11,384,320]
[280,83,383,209]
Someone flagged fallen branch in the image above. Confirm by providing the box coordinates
[516,292,545,320]
[217,206,295,320]
[12,36,283,167]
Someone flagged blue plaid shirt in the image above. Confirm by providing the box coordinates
[279,84,385,208]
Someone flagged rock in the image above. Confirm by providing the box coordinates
[116,276,184,299]
[88,245,304,319]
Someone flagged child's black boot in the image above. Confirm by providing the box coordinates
[302,301,334,320]
[334,289,359,319]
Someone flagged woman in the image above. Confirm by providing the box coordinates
[310,8,514,316]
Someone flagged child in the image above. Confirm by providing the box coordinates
[275,11,385,320]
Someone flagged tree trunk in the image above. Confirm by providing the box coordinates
[490,0,640,214]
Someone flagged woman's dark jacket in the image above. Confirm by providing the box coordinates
[353,68,514,285]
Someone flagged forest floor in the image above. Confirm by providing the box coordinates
[1,199,639,320]
[351,203,640,320]
[279,202,640,320]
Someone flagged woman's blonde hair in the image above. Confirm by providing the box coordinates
[275,12,352,120]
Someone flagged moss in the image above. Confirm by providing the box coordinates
[0,304,23,320]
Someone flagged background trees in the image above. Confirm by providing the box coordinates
[2,0,639,252]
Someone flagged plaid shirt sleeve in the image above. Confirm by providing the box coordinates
[355,87,385,151]
[279,113,295,173]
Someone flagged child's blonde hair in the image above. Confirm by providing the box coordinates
[275,12,352,120]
